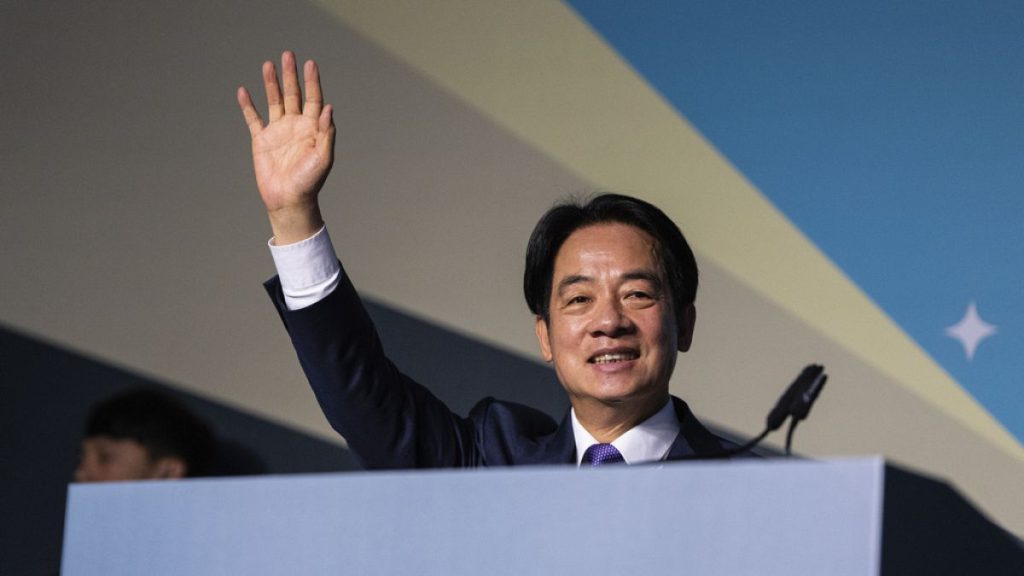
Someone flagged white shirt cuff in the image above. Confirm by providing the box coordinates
[268,226,341,311]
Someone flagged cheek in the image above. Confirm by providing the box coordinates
[662,318,679,348]
[552,320,590,360]
[547,316,576,344]
[547,326,585,376]
[643,313,679,354]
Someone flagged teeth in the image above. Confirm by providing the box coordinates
[592,353,638,364]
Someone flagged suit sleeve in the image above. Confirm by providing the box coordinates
[265,266,481,469]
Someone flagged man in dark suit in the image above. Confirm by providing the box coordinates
[238,51,741,469]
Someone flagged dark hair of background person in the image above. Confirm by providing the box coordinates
[85,389,215,477]
[524,192,699,323]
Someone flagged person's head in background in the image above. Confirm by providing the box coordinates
[74,389,214,482]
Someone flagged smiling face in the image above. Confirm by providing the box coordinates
[535,223,695,421]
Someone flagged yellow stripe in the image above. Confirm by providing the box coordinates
[311,0,1022,460]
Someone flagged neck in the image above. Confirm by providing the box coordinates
[573,393,669,443]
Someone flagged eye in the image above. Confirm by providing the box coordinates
[625,290,656,304]
[567,295,591,305]
[624,289,658,308]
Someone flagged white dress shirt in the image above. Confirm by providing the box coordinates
[268,226,340,311]
[570,399,680,465]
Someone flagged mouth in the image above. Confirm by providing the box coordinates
[588,350,640,364]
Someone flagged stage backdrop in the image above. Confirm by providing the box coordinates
[2,0,1021,548]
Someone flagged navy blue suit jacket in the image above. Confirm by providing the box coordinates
[266,270,741,470]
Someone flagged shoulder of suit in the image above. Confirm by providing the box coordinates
[468,397,560,438]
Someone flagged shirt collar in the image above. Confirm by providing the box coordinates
[571,398,681,465]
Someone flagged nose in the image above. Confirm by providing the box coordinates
[588,296,634,338]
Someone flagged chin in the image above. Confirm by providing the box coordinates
[588,384,654,405]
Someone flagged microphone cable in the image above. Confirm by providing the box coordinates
[681,364,828,460]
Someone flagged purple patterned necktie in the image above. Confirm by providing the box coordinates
[582,443,626,466]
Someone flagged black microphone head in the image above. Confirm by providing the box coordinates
[789,370,827,421]
[766,364,824,431]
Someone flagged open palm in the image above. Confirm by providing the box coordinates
[250,112,330,212]
[238,52,334,242]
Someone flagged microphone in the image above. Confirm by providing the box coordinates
[683,364,828,459]
[766,364,827,431]
[775,364,827,455]
[789,365,827,422]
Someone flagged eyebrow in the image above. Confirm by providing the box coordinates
[555,269,663,297]
[556,274,591,297]
[621,270,664,289]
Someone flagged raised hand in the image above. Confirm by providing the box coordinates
[238,51,335,244]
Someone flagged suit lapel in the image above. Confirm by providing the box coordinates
[534,408,577,465]
[666,396,728,460]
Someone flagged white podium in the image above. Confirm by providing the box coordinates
[61,457,1022,575]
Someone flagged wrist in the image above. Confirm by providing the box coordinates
[267,203,324,245]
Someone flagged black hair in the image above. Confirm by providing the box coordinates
[523,193,698,322]
[85,389,214,477]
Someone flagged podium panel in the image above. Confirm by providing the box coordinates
[62,457,1021,575]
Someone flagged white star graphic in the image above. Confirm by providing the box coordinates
[945,301,997,361]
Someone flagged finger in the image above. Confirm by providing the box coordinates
[317,104,336,159]
[302,59,323,119]
[318,104,334,135]
[263,60,283,122]
[237,86,265,137]
[281,50,302,115]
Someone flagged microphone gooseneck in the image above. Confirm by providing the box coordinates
[681,364,828,460]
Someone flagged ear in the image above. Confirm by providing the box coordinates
[152,457,188,480]
[677,304,696,352]
[534,316,553,362]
